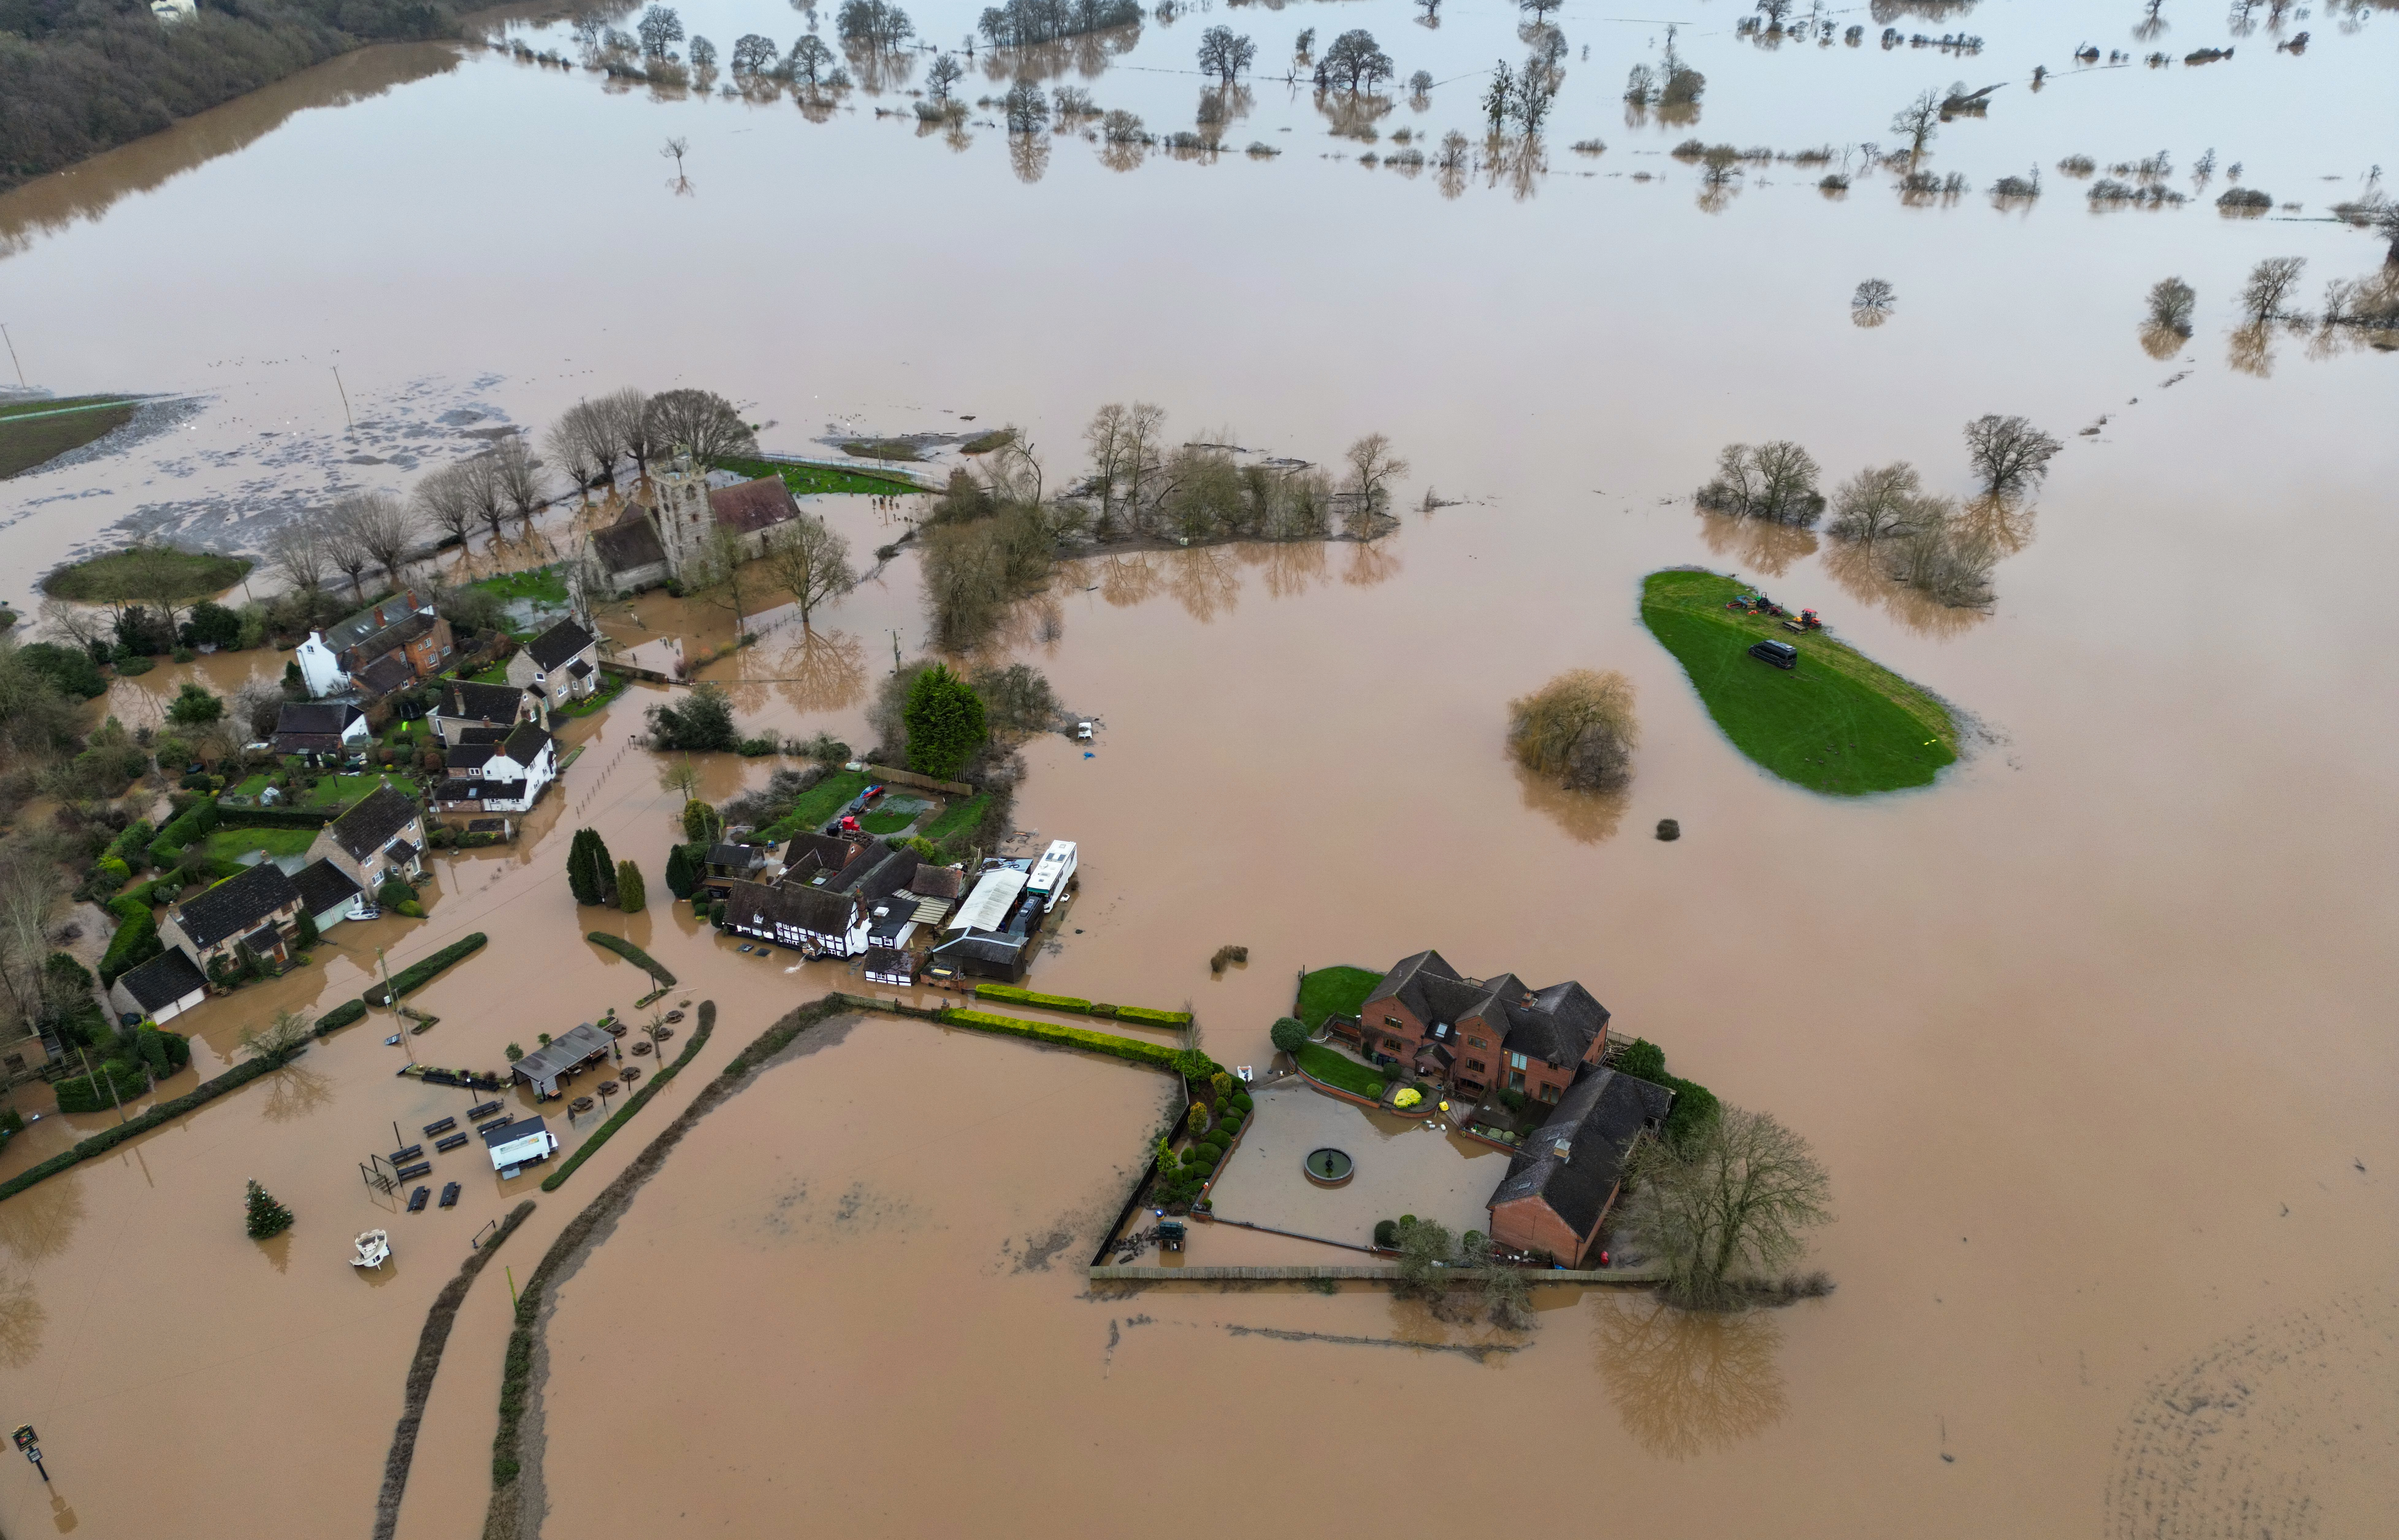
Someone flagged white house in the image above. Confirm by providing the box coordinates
[433,680,539,746]
[433,722,557,815]
[294,590,453,699]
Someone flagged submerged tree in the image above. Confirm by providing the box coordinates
[244,1180,295,1240]
[1196,25,1254,83]
[1695,441,1825,526]
[760,512,858,625]
[1891,87,1941,164]
[1508,669,1638,792]
[1622,1104,1832,1311]
[1826,463,1942,543]
[1962,414,2062,497]
[615,859,647,914]
[2146,276,2197,334]
[646,388,756,466]
[646,680,740,753]
[1319,29,1393,92]
[2240,255,2307,321]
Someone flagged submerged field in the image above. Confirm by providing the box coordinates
[1640,569,1957,796]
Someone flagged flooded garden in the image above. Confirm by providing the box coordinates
[1,0,2395,1535]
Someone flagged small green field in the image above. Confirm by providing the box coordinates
[1640,568,1958,796]
[1296,965,1382,1028]
[920,793,987,845]
[757,770,872,842]
[859,808,917,835]
[716,454,922,498]
[203,826,317,863]
[2,396,141,479]
[41,542,253,601]
[1294,1042,1387,1099]
[465,564,570,607]
[302,775,388,808]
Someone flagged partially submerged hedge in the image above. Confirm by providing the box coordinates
[973,984,1094,1013]
[96,894,161,987]
[1114,1004,1194,1027]
[363,933,487,1006]
[539,1003,714,1192]
[585,932,675,985]
[0,1054,284,1203]
[316,998,368,1036]
[942,1009,1187,1070]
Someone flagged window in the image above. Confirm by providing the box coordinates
[1508,1052,1528,1071]
[1384,1016,1402,1029]
[1386,1038,1408,1054]
[1468,1037,1487,1050]
[1538,1082,1561,1103]
[1464,1059,1485,1073]
[1509,1070,1526,1092]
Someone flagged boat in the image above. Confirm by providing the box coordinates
[352,1229,392,1268]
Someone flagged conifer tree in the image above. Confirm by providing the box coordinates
[664,843,699,900]
[244,1179,294,1240]
[616,859,646,913]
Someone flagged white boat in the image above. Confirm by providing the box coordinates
[352,1229,392,1268]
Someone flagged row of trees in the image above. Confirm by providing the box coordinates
[979,0,1141,49]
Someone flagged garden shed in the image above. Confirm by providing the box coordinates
[511,1021,616,1098]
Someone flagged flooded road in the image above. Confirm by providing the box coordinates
[2,0,2396,1535]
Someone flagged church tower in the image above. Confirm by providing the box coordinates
[650,448,713,581]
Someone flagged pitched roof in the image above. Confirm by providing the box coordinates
[324,784,420,861]
[354,653,416,697]
[1487,1069,1673,1239]
[435,778,519,803]
[501,722,553,768]
[1364,949,1463,1024]
[274,702,361,738]
[708,476,801,535]
[510,1022,614,1084]
[480,1114,551,1149]
[525,618,597,671]
[931,931,1027,964]
[707,842,767,869]
[439,680,527,723]
[453,724,510,746]
[594,512,667,575]
[1502,981,1610,1068]
[117,947,207,1011]
[447,743,498,773]
[175,861,301,950]
[910,863,963,900]
[321,589,427,653]
[291,857,361,916]
[345,608,437,665]
[832,846,915,902]
[722,877,855,937]
[784,832,867,881]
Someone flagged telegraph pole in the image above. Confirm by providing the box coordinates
[377,947,415,1065]
[0,325,24,389]
[332,366,354,431]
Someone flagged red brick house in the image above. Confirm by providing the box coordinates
[1486,1069,1674,1265]
[1349,949,1611,1104]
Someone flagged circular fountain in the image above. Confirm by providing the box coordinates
[1303,1148,1355,1187]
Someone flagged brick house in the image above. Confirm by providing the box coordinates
[1486,1069,1674,1265]
[433,680,540,746]
[294,589,455,699]
[157,861,305,973]
[305,784,427,895]
[1349,950,1611,1104]
[507,618,602,704]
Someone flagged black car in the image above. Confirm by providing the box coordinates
[1748,639,1799,669]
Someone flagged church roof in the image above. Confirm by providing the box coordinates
[708,476,802,536]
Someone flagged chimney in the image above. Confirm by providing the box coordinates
[1551,1137,1573,1162]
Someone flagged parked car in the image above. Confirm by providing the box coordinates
[1748,639,1799,670]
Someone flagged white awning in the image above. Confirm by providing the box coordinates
[947,869,1027,932]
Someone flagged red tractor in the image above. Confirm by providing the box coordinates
[1781,608,1824,634]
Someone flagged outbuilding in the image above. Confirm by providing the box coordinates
[509,1021,616,1099]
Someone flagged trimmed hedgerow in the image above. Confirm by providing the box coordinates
[362,933,487,1005]
[972,983,1095,1014]
[96,894,161,986]
[585,932,676,985]
[315,998,368,1036]
[941,1010,1185,1070]
[1114,1004,1195,1027]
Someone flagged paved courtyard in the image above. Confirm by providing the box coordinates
[1204,1079,1511,1250]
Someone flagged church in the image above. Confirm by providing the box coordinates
[589,450,806,594]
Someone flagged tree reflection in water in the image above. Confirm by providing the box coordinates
[1592,1294,1788,1460]
[0,1172,85,1265]
[1343,539,1402,589]
[1695,511,1817,578]
[0,1271,45,1369]
[768,627,868,715]
[1097,553,1162,607]
[1512,762,1627,844]
[260,1061,337,1124]
[1255,539,1329,600]
[1819,539,1988,640]
[1166,547,1243,622]
[2226,320,2276,378]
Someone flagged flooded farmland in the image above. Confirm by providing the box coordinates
[2,0,2396,1535]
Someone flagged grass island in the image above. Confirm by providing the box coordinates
[2,394,144,479]
[1639,568,1958,795]
[40,540,253,602]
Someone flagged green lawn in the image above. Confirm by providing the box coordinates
[226,774,274,802]
[552,671,628,719]
[1294,1042,1388,1099]
[920,793,987,845]
[203,826,318,863]
[1640,568,1958,796]
[40,541,251,600]
[758,770,872,842]
[3,396,141,480]
[860,808,917,835]
[715,454,924,498]
[465,564,570,607]
[304,775,389,808]
[1296,965,1383,1028]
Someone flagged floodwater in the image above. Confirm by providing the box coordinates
[3,0,2397,1535]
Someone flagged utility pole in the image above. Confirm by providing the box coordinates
[78,1046,126,1126]
[377,947,415,1065]
[333,366,354,431]
[889,629,902,673]
[0,324,23,389]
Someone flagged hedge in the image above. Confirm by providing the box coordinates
[1114,1005,1195,1027]
[55,1058,151,1113]
[586,932,675,985]
[972,984,1094,1013]
[97,895,161,986]
[941,1009,1186,1070]
[315,998,368,1036]
[218,806,338,829]
[362,933,487,1006]
[0,1054,285,1204]
[539,1003,714,1191]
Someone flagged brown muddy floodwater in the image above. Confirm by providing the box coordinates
[3,0,2397,1535]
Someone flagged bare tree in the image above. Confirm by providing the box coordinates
[413,462,481,556]
[1622,1104,1833,1311]
[759,513,859,625]
[1962,414,2062,496]
[1119,402,1168,528]
[545,415,598,502]
[1883,509,1995,607]
[491,436,543,536]
[925,51,963,100]
[1507,669,1639,791]
[1083,404,1130,532]
[342,491,423,583]
[603,387,656,479]
[2240,256,2307,321]
[459,454,509,545]
[563,398,625,489]
[1696,441,1825,526]
[646,388,757,467]
[1826,463,1939,543]
[0,852,64,1024]
[320,503,376,601]
[2146,276,2197,334]
[1891,88,1941,164]
[265,521,331,594]
[1196,25,1255,84]
[1342,433,1409,517]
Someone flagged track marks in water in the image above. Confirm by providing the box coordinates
[1223,1323,1526,1363]
[2103,1290,2399,1540]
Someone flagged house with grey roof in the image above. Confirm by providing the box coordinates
[293,589,455,699]
[291,857,363,933]
[305,784,427,894]
[432,720,557,815]
[721,877,869,956]
[1485,1069,1673,1265]
[157,861,305,973]
[270,701,368,759]
[507,618,602,703]
[433,680,538,747]
[108,948,209,1026]
[589,452,805,594]
[1345,950,1613,1105]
